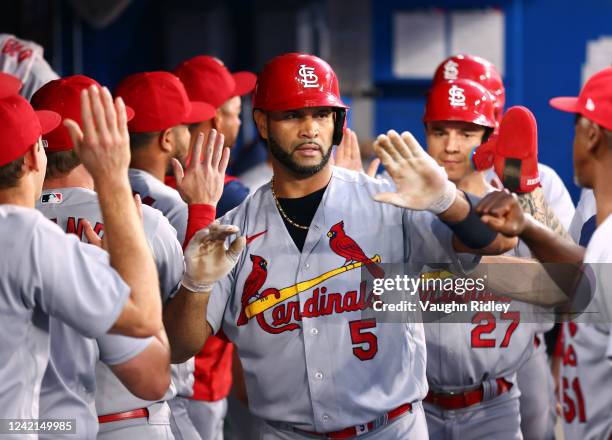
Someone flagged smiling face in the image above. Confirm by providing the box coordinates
[425,120,487,183]
[254,106,335,177]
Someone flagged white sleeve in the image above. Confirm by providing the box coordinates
[97,334,154,366]
[538,164,575,231]
[144,207,184,302]
[25,217,130,339]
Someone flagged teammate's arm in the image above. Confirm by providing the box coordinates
[476,190,585,264]
[64,85,160,338]
[108,329,171,400]
[164,224,245,363]
[164,288,212,363]
[374,130,517,254]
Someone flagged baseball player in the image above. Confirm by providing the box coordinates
[175,53,516,439]
[0,34,59,100]
[419,78,556,440]
[114,71,218,245]
[114,70,232,439]
[174,54,257,440]
[0,74,163,429]
[433,54,576,231]
[433,54,568,439]
[30,75,180,439]
[175,55,254,216]
[548,69,612,440]
[476,66,612,440]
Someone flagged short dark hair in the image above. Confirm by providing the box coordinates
[0,156,25,189]
[46,150,81,179]
[129,131,159,151]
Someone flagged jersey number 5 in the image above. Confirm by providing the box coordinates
[349,319,378,361]
[471,312,520,348]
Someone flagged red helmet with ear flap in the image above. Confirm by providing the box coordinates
[423,78,497,128]
[253,53,349,145]
[433,54,505,124]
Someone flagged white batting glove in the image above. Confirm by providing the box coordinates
[181,222,246,293]
[373,130,457,214]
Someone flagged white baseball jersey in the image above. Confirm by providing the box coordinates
[537,163,575,231]
[423,243,535,391]
[561,214,612,440]
[207,167,480,432]
[129,168,188,244]
[127,168,198,400]
[569,189,596,244]
[36,187,183,433]
[0,205,129,424]
[0,34,59,100]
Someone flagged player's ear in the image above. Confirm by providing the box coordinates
[159,127,175,154]
[24,140,43,172]
[253,110,268,141]
[587,121,605,156]
[211,108,221,131]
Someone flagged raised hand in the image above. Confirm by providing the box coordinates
[181,222,246,293]
[334,128,380,177]
[63,85,130,182]
[373,130,456,213]
[172,129,229,206]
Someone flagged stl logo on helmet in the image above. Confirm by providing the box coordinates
[443,60,459,80]
[448,85,466,107]
[298,64,319,88]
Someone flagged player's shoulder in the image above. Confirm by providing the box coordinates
[537,162,565,186]
[0,205,76,251]
[0,204,45,228]
[586,215,612,262]
[129,168,183,205]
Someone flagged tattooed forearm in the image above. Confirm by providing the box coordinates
[516,188,572,240]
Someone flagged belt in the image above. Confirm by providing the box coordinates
[294,403,413,439]
[425,378,512,410]
[98,408,149,424]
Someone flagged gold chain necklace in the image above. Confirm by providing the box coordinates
[271,178,310,230]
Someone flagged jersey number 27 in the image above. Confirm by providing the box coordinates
[471,312,520,348]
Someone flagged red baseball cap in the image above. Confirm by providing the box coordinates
[31,75,135,153]
[0,93,61,166]
[114,71,216,133]
[174,56,257,109]
[0,72,22,98]
[550,67,612,131]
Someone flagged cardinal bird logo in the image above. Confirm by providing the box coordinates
[327,221,385,279]
[237,254,269,326]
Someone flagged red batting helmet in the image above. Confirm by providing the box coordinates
[253,53,348,145]
[423,78,496,128]
[433,54,505,122]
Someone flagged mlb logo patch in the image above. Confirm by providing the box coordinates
[41,193,63,204]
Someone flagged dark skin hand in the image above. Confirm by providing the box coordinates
[475,190,585,302]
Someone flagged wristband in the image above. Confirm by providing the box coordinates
[443,191,497,249]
